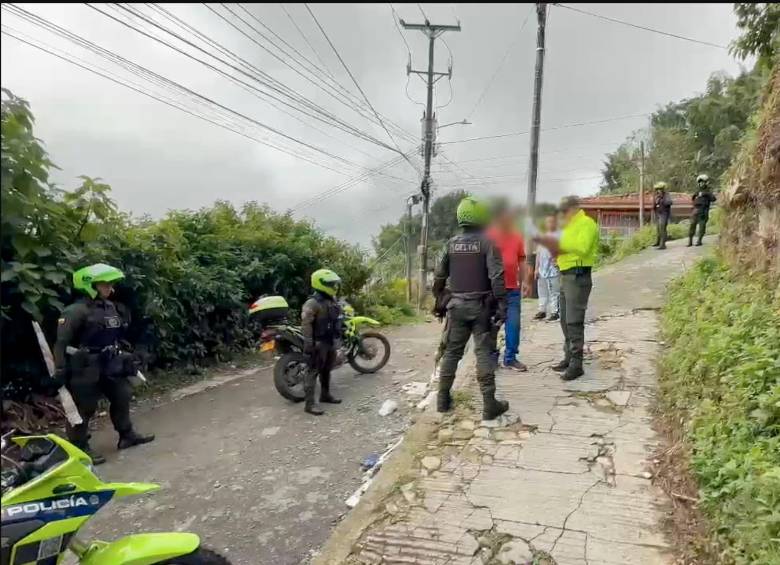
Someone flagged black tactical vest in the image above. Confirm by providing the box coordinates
[312,294,342,342]
[79,299,124,349]
[447,233,491,294]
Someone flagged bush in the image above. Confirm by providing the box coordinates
[354,278,417,325]
[1,90,371,399]
[660,257,780,564]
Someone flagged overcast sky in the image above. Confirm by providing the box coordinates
[1,3,746,247]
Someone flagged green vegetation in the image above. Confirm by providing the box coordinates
[595,223,688,267]
[659,258,780,564]
[0,90,407,400]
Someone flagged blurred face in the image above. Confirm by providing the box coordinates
[544,216,557,232]
[561,207,578,224]
[95,282,114,299]
[494,209,515,231]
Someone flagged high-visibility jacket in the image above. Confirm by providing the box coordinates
[557,210,599,271]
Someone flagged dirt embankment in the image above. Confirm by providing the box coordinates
[721,64,780,280]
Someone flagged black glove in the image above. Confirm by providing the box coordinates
[492,301,507,327]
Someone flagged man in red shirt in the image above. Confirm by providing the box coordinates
[487,204,528,371]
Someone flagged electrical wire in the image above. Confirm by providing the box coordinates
[0,26,351,175]
[304,3,421,176]
[416,3,428,21]
[466,5,533,121]
[388,3,412,57]
[553,4,728,50]
[441,113,650,144]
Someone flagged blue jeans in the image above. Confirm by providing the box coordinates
[503,289,521,364]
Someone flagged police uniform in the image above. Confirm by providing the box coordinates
[653,191,673,249]
[689,189,715,245]
[432,229,508,419]
[300,291,343,414]
[53,297,134,449]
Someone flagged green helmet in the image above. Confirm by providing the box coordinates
[311,268,341,297]
[73,263,124,299]
[456,196,490,227]
[654,181,668,191]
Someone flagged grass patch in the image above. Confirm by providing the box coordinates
[596,223,690,267]
[659,257,780,564]
[452,389,475,411]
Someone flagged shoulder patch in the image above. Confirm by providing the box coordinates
[58,318,66,325]
[451,241,481,254]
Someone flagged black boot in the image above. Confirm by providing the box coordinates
[561,363,584,381]
[437,376,455,413]
[687,238,693,247]
[303,367,324,415]
[533,311,546,320]
[695,240,703,246]
[480,380,509,421]
[551,359,570,372]
[76,442,106,465]
[319,373,341,404]
[117,430,155,450]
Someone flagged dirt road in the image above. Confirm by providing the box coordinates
[79,322,442,565]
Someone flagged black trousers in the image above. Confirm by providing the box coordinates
[66,377,133,446]
[689,212,708,244]
[560,271,593,368]
[305,343,336,398]
[655,214,669,247]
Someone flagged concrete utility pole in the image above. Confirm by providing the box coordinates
[639,140,645,228]
[405,193,421,302]
[401,17,461,309]
[524,3,547,264]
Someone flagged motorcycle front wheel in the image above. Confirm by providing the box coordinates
[158,547,231,564]
[273,352,308,402]
[348,331,391,374]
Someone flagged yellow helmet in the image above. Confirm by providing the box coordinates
[311,269,341,297]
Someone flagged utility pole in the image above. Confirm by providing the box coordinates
[401,17,461,309]
[405,194,421,302]
[524,3,547,268]
[639,140,645,228]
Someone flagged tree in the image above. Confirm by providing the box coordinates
[731,3,780,64]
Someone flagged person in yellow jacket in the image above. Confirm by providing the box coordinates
[533,196,599,380]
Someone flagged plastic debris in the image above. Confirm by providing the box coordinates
[361,453,380,471]
[378,399,398,416]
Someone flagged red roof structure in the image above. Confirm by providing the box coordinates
[579,192,693,237]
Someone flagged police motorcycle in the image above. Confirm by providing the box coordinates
[0,433,230,565]
[248,296,391,402]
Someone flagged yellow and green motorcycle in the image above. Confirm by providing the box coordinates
[1,434,229,565]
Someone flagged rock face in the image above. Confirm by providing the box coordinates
[496,539,533,564]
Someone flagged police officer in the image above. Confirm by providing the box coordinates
[534,197,599,381]
[689,174,716,247]
[652,182,673,250]
[53,264,154,464]
[300,269,343,416]
[432,196,509,421]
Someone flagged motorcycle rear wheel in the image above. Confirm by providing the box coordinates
[157,546,231,564]
[348,331,391,374]
[273,352,308,402]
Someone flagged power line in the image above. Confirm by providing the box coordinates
[416,4,429,21]
[441,112,650,144]
[304,3,421,176]
[5,4,380,174]
[553,4,728,50]
[466,5,533,120]
[0,26,350,175]
[388,3,412,56]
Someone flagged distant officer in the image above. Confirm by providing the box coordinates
[432,196,509,420]
[689,174,716,247]
[300,269,343,416]
[652,182,673,250]
[534,196,600,381]
[53,264,154,464]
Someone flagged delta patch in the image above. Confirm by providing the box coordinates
[452,241,481,254]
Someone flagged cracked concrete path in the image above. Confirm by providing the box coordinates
[331,237,711,565]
